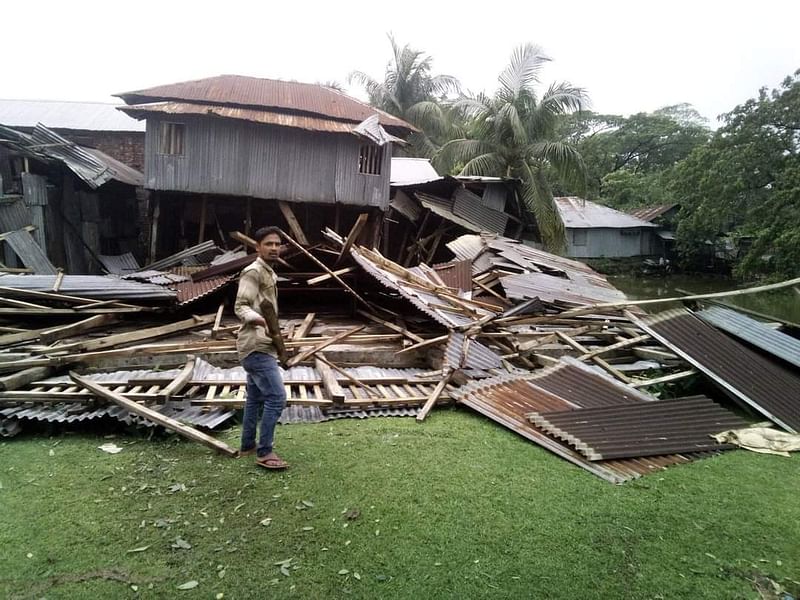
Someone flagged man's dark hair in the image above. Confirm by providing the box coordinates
[253,226,282,243]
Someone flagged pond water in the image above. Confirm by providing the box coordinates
[609,274,800,323]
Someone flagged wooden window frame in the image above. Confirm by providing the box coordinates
[358,143,383,176]
[157,122,185,156]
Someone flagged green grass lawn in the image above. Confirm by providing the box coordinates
[1,408,797,599]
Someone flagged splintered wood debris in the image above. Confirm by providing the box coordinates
[1,224,798,482]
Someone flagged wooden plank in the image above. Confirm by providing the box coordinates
[356,309,424,344]
[159,356,197,400]
[54,314,215,354]
[556,331,631,384]
[316,353,380,398]
[335,213,369,266]
[278,201,310,246]
[286,326,365,367]
[395,334,448,355]
[52,270,65,292]
[315,357,345,403]
[293,313,316,341]
[416,370,452,422]
[306,267,355,286]
[631,369,697,388]
[70,372,237,456]
[0,296,50,310]
[577,334,651,361]
[0,366,53,391]
[40,314,119,345]
[211,302,225,339]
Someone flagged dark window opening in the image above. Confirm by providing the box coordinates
[572,229,587,246]
[158,122,185,156]
[358,144,383,175]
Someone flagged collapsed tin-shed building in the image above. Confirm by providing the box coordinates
[115,75,416,260]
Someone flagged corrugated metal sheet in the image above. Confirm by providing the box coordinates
[0,274,177,300]
[452,188,508,234]
[0,198,33,232]
[696,305,800,369]
[501,271,626,306]
[634,308,800,433]
[3,229,57,274]
[628,204,678,222]
[99,253,141,274]
[390,158,442,186]
[432,259,473,292]
[446,234,485,261]
[21,173,47,250]
[480,183,508,212]
[142,240,217,271]
[29,125,143,188]
[418,193,481,233]
[121,101,358,134]
[141,115,391,208]
[173,275,235,306]
[454,369,706,484]
[555,197,658,229]
[116,75,415,132]
[0,99,145,132]
[445,332,503,376]
[529,395,746,460]
[389,190,422,222]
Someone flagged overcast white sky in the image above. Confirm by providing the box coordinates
[4,0,799,125]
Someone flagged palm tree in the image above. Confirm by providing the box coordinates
[349,35,461,157]
[436,44,588,253]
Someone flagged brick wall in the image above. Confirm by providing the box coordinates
[55,130,145,173]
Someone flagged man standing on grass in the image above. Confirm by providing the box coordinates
[234,226,289,470]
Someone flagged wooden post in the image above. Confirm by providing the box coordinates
[211,303,225,339]
[245,197,253,236]
[416,370,452,422]
[198,196,208,244]
[315,357,345,403]
[159,356,198,400]
[278,201,310,246]
[70,372,237,456]
[335,213,369,266]
[149,193,160,264]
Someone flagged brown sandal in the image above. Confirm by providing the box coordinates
[256,456,289,470]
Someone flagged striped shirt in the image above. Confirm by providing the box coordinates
[234,257,279,360]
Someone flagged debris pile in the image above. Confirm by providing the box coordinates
[2,221,799,483]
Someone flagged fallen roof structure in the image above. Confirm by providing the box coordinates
[632,308,800,433]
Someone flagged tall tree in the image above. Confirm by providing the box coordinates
[437,44,587,253]
[671,71,800,279]
[348,35,461,157]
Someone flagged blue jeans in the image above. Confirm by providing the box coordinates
[241,352,286,458]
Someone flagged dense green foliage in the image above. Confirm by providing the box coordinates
[671,73,800,279]
[2,412,798,599]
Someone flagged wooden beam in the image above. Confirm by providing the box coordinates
[198,196,208,244]
[0,366,53,391]
[149,194,160,264]
[278,201,309,246]
[306,267,354,286]
[356,309,424,344]
[70,372,237,456]
[54,314,215,353]
[316,353,380,398]
[278,229,371,308]
[395,334,448,355]
[211,302,225,339]
[555,331,631,384]
[40,314,119,344]
[315,357,345,403]
[286,326,365,367]
[416,370,452,422]
[293,313,315,341]
[577,334,651,361]
[52,270,64,293]
[335,213,369,266]
[159,356,198,400]
[630,369,697,388]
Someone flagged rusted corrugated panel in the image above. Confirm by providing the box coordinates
[172,275,235,305]
[697,306,800,369]
[453,371,700,483]
[529,395,746,460]
[555,197,658,229]
[432,259,473,292]
[628,204,678,222]
[120,102,358,134]
[635,308,800,433]
[116,75,415,132]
